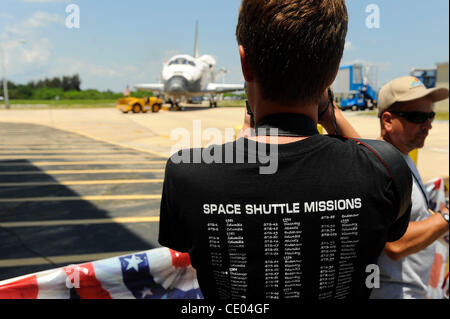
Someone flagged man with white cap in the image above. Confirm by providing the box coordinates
[370,76,450,299]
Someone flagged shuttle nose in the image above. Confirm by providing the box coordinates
[165,76,188,93]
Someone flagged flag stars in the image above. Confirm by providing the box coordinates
[124,255,143,272]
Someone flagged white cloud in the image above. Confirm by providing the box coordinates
[46,58,148,90]
[48,58,121,78]
[1,39,53,76]
[22,11,64,29]
[1,9,156,90]
[5,11,64,35]
[23,38,53,65]
[1,11,63,77]
[0,12,14,20]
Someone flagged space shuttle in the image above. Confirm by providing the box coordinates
[134,22,245,110]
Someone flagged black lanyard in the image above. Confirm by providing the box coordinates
[410,169,430,208]
[254,113,320,137]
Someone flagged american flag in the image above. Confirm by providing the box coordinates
[123,85,130,97]
[0,248,203,299]
[426,177,449,299]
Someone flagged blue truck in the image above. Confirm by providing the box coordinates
[333,64,378,111]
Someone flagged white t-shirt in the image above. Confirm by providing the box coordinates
[370,154,436,299]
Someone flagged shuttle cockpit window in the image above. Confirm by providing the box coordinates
[169,58,195,66]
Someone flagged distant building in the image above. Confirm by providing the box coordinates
[435,62,449,112]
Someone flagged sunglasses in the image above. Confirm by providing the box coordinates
[389,111,436,124]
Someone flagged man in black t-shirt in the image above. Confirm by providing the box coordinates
[158,0,412,299]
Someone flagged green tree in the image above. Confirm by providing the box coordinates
[70,74,81,91]
[50,77,62,89]
[32,87,64,100]
[61,76,72,91]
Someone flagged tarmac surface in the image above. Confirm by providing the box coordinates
[0,105,448,280]
[0,105,448,181]
[0,121,166,280]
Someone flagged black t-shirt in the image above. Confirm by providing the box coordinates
[158,135,411,299]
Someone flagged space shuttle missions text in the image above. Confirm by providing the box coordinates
[203,198,362,215]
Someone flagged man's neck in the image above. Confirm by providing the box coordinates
[252,99,318,127]
[380,135,410,155]
[245,96,318,144]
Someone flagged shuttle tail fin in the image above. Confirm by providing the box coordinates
[194,21,199,58]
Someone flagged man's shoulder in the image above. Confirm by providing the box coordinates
[348,138,408,168]
[325,136,405,159]
[322,136,410,183]
[165,136,407,173]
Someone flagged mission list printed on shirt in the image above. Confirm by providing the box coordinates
[203,198,362,299]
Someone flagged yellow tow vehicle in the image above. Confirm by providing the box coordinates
[116,97,163,114]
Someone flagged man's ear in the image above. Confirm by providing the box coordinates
[239,45,254,82]
[381,112,393,131]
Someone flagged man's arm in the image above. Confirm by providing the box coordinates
[238,108,252,138]
[158,159,192,252]
[319,104,361,138]
[318,89,361,138]
[384,207,449,261]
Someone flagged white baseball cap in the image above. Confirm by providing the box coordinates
[378,76,449,117]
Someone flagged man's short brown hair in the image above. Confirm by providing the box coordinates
[236,0,348,105]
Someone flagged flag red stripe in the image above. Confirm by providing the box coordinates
[433,178,442,190]
[0,275,39,299]
[429,253,444,288]
[170,249,191,268]
[64,263,112,299]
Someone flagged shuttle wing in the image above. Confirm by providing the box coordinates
[205,83,245,94]
[134,83,164,92]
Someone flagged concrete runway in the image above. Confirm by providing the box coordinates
[0,122,166,280]
[0,106,447,280]
[0,106,448,182]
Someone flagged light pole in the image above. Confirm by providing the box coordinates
[0,39,26,109]
[0,44,9,109]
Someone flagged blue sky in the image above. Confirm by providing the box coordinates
[0,0,448,92]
